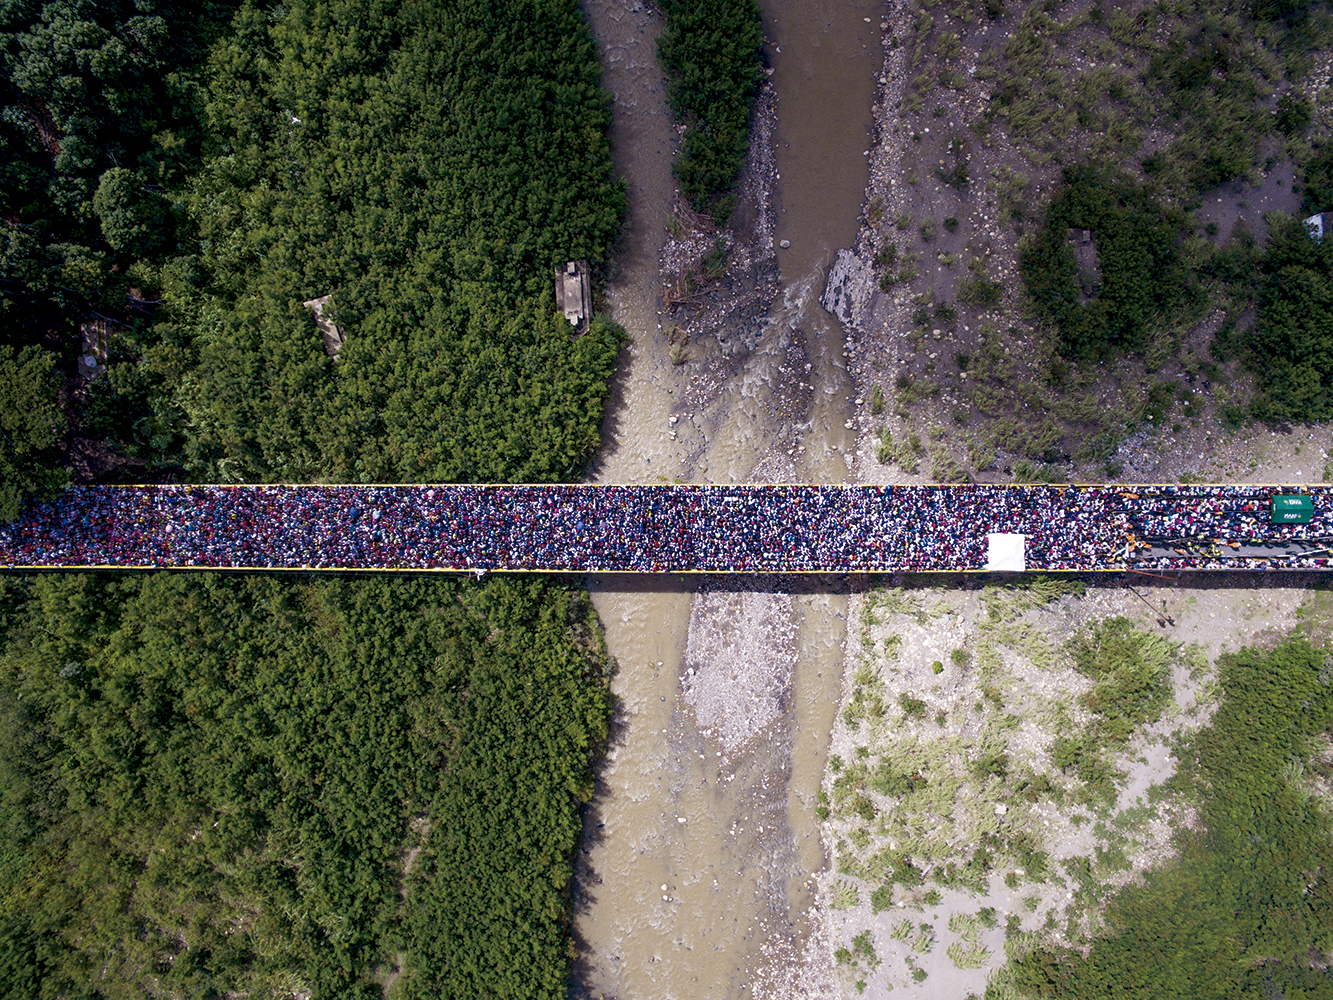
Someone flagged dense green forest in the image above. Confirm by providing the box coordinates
[0,0,631,996]
[0,0,244,504]
[2,0,625,496]
[656,0,764,223]
[168,0,625,483]
[1002,635,1333,999]
[0,572,610,999]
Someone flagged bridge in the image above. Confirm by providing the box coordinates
[0,483,1329,574]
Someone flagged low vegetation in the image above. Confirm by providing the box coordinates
[829,580,1333,998]
[1003,636,1333,999]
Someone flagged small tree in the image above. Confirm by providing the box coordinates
[93,167,168,253]
[0,345,67,521]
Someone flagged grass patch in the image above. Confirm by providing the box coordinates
[832,880,860,910]
[947,940,993,970]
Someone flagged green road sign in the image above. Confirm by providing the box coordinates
[1272,494,1314,523]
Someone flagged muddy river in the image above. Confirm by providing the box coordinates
[573,2,881,997]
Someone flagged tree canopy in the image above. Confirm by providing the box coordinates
[0,571,611,999]
[0,345,67,520]
[0,0,627,501]
[656,0,764,223]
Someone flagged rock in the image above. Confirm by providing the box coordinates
[995,804,1008,815]
[779,239,791,249]
[821,248,875,328]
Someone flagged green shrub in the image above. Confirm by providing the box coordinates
[1067,617,1175,742]
[1244,212,1333,421]
[871,882,896,912]
[899,693,928,718]
[851,929,881,967]
[1020,166,1187,359]
[657,0,764,222]
[871,759,927,797]
[1275,92,1313,137]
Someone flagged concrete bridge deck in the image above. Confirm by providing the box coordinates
[1,483,1330,574]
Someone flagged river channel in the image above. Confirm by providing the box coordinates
[574,2,881,996]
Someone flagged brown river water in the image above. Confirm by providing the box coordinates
[573,2,881,997]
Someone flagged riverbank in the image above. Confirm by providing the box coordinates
[797,3,1333,996]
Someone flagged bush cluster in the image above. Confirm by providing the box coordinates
[656,0,765,223]
[1020,166,1188,360]
[1244,212,1333,421]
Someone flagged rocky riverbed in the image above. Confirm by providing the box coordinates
[572,1,877,997]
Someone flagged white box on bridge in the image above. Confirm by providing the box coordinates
[985,533,1026,572]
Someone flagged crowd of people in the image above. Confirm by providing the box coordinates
[0,483,1328,573]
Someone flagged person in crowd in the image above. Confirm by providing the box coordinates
[0,483,1326,573]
